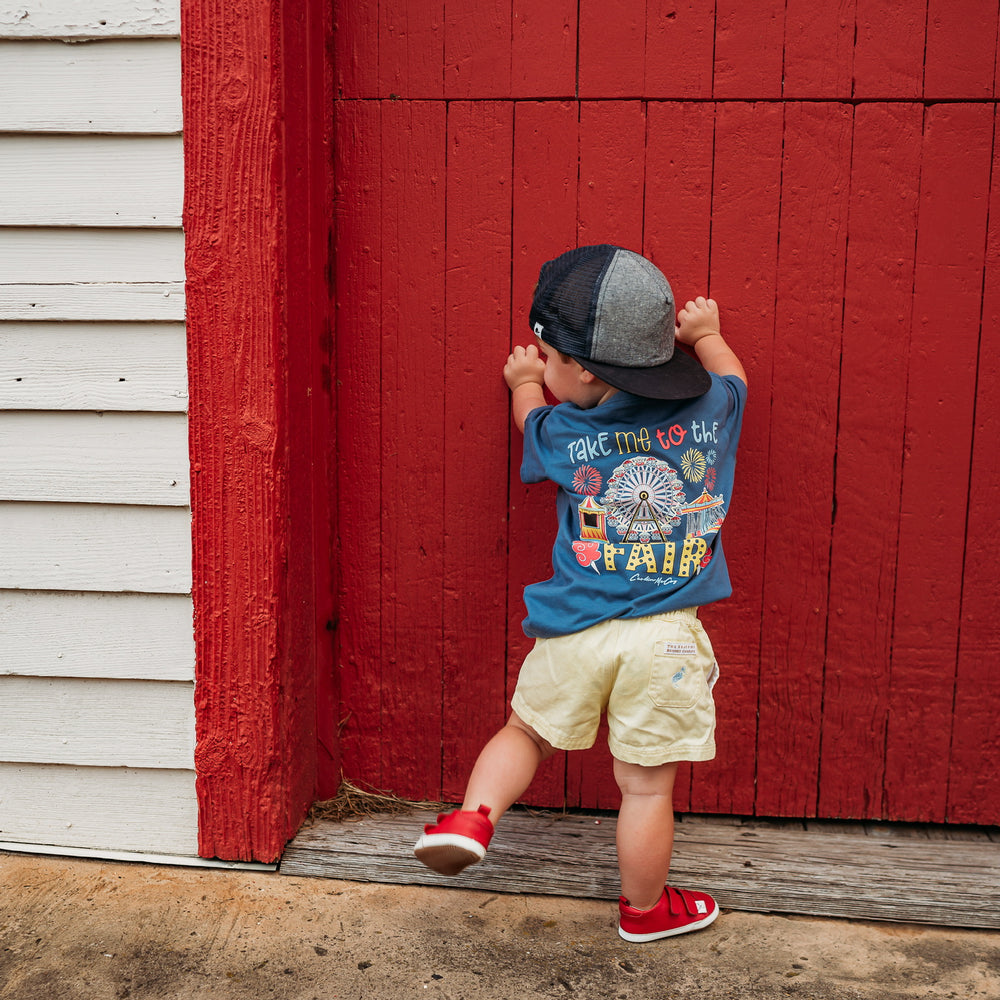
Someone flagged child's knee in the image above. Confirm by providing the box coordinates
[613,758,679,797]
[507,712,557,761]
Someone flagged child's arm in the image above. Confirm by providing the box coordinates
[503,344,547,433]
[676,296,747,386]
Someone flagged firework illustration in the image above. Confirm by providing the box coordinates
[704,466,717,492]
[680,448,707,483]
[705,449,718,466]
[572,464,603,496]
[601,456,686,543]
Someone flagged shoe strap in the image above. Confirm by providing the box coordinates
[664,886,702,916]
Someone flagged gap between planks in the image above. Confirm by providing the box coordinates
[280,810,1000,930]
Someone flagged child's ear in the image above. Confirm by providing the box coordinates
[578,365,597,384]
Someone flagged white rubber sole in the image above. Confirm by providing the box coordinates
[413,832,487,876]
[618,901,719,942]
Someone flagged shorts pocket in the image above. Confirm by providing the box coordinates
[646,621,707,710]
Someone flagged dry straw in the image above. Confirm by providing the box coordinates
[308,778,445,824]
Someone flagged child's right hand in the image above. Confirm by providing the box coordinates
[676,297,721,345]
[504,344,546,391]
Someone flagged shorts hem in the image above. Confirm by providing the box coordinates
[608,737,716,767]
[511,694,597,752]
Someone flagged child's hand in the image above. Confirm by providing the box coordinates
[676,297,721,346]
[504,344,546,391]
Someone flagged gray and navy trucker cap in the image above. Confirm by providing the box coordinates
[528,244,711,400]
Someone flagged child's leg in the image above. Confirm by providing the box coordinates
[462,711,556,825]
[613,758,679,910]
[414,712,555,875]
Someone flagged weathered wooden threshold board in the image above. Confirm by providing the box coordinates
[280,810,1000,930]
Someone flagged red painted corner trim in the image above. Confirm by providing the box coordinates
[181,0,336,862]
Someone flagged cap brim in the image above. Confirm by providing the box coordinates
[577,347,711,400]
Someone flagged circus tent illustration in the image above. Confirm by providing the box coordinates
[682,488,727,537]
[578,495,609,540]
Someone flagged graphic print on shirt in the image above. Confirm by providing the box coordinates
[602,456,685,543]
[570,443,727,581]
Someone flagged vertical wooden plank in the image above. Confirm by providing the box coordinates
[444,0,511,98]
[694,101,782,816]
[819,103,923,820]
[511,2,576,98]
[564,101,638,810]
[755,103,853,818]
[885,103,992,822]
[334,0,379,97]
[644,100,716,812]
[281,0,339,799]
[509,100,580,808]
[567,100,648,810]
[783,0,856,98]
[924,0,999,99]
[713,2,784,98]
[379,100,448,800]
[440,101,514,801]
[644,102,715,300]
[949,105,1000,824]
[853,0,926,98]
[578,101,646,249]
[645,0,716,99]
[380,0,445,99]
[334,100,385,788]
[578,0,644,98]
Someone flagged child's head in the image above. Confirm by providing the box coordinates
[534,337,612,409]
[528,245,710,400]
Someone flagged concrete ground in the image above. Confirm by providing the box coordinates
[2,851,999,1000]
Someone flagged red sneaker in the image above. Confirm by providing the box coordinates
[413,805,494,876]
[618,886,719,942]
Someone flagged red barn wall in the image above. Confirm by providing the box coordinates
[332,1,1000,825]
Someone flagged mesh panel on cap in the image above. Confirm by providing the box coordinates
[530,245,616,358]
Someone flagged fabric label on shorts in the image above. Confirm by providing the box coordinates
[654,640,697,657]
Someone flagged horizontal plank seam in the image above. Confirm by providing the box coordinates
[332,96,1000,105]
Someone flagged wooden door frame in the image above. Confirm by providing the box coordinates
[181,0,338,862]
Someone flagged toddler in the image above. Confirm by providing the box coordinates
[414,245,747,941]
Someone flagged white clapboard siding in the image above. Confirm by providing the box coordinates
[2,229,185,283]
[0,764,198,856]
[0,502,192,593]
[1,591,194,680]
[0,322,188,411]
[0,676,195,768]
[0,0,179,39]
[0,135,183,226]
[0,0,199,862]
[0,39,181,132]
[0,282,185,321]
[1,411,190,505]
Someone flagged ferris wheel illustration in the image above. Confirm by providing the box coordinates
[601,456,686,543]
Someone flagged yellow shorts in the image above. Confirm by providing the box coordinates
[511,608,719,766]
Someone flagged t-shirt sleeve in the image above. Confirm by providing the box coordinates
[520,405,557,484]
[719,373,748,425]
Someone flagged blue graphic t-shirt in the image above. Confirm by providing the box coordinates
[520,374,747,638]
